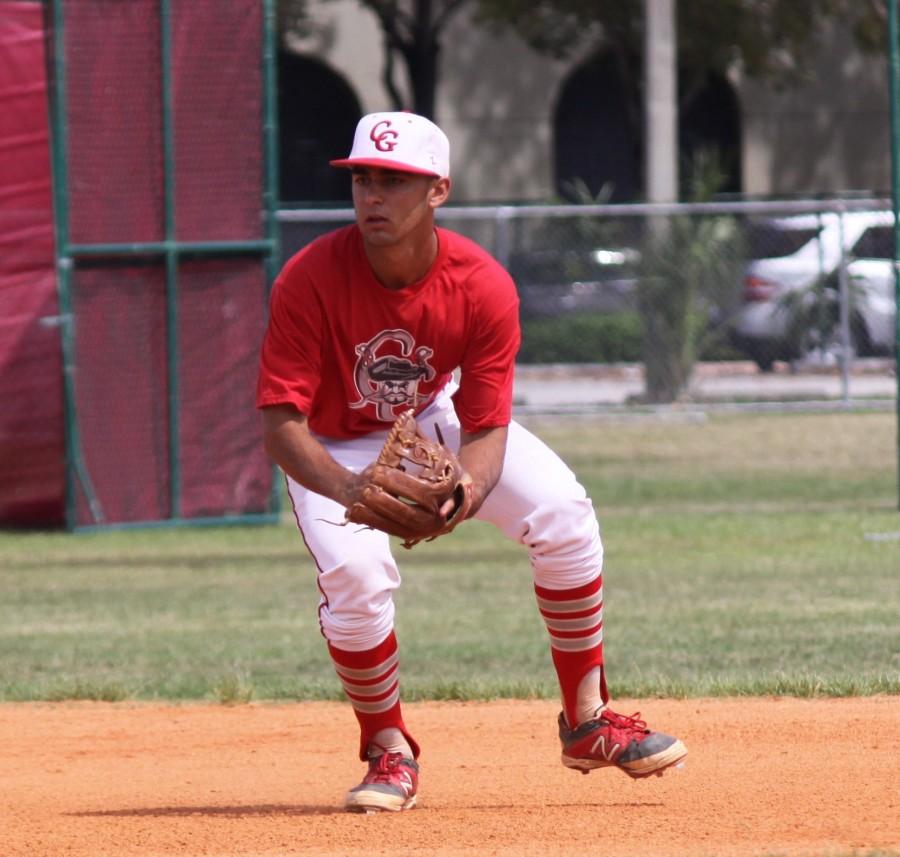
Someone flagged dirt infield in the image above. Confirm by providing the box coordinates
[2,697,897,857]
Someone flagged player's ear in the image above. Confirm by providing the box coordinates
[428,177,451,209]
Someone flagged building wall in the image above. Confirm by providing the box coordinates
[435,12,569,202]
[737,22,890,197]
[287,2,892,202]
[284,1,384,114]
[286,1,567,202]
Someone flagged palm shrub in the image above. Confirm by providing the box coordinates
[637,152,745,402]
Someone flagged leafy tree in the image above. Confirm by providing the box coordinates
[279,0,317,42]
[474,0,887,82]
[283,0,887,137]
[322,0,472,119]
[474,0,888,187]
[472,0,886,401]
[636,150,745,402]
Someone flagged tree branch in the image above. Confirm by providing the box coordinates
[364,0,415,42]
[381,34,408,109]
[433,0,471,33]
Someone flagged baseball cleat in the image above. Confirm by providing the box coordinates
[344,752,419,812]
[558,708,687,779]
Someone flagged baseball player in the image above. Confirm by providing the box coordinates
[257,111,686,813]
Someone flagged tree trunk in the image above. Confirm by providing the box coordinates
[637,228,696,404]
[402,0,439,119]
[409,44,438,118]
[640,310,692,403]
[382,36,406,110]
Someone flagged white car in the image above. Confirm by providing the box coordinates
[730,210,896,370]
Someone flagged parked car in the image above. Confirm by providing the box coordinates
[508,246,640,319]
[729,211,896,370]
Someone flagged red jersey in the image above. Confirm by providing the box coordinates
[256,225,520,438]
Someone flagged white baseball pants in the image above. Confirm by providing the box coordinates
[286,387,604,650]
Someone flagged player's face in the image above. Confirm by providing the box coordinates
[351,168,448,246]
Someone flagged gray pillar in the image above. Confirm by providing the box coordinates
[644,0,678,203]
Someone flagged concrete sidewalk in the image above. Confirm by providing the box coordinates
[512,359,898,412]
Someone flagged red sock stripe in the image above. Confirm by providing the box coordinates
[539,603,604,621]
[343,681,399,705]
[535,574,606,730]
[534,575,604,646]
[327,631,419,762]
[336,663,399,696]
[329,632,401,714]
[334,665,398,687]
[333,653,399,682]
[547,620,604,640]
[328,631,397,670]
[534,575,602,602]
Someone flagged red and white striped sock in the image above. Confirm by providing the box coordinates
[535,574,608,729]
[328,630,420,761]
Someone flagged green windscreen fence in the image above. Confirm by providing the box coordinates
[46,0,280,529]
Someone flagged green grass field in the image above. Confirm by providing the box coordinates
[2,410,898,703]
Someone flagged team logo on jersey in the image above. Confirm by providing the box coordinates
[350,329,436,421]
[370,120,399,152]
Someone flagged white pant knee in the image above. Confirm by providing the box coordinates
[474,421,604,591]
[286,473,401,652]
[524,494,604,591]
[316,550,400,651]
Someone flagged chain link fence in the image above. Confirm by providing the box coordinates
[278,199,898,410]
[39,0,280,529]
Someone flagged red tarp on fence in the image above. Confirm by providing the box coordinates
[0,2,66,526]
[1,1,273,528]
[59,0,272,527]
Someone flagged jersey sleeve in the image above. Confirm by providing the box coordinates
[453,264,521,433]
[256,256,324,414]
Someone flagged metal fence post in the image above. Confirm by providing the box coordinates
[836,206,851,403]
[889,0,900,510]
[494,206,515,269]
[159,0,182,520]
[262,0,282,519]
[47,0,105,527]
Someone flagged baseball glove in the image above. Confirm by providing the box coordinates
[345,409,473,549]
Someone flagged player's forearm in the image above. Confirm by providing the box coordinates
[457,425,508,516]
[261,405,359,508]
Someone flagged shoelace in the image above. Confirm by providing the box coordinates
[367,752,405,783]
[602,709,649,733]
